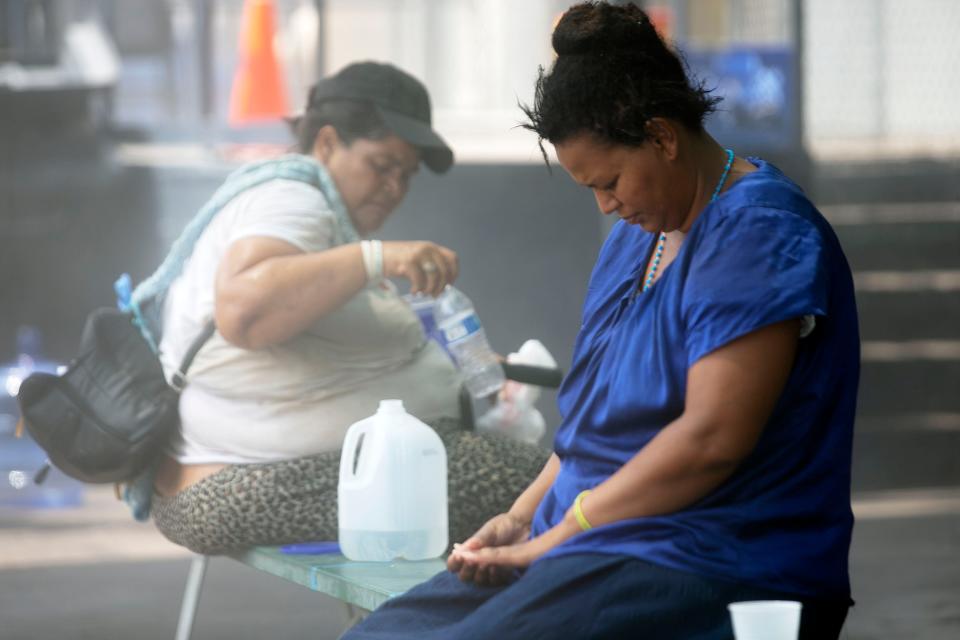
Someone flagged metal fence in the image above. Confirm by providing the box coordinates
[804,0,960,158]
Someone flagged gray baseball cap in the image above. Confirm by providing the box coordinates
[309,61,454,173]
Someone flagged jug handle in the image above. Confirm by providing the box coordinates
[339,422,372,483]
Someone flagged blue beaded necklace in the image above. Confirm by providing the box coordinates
[643,148,735,293]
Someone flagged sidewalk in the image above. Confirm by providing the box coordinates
[2,485,958,638]
[846,489,960,639]
[0,487,189,571]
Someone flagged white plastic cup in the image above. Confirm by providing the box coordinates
[727,600,802,640]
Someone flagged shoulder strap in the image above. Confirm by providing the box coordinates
[128,154,359,351]
[168,320,216,392]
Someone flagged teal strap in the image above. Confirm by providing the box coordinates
[129,154,358,350]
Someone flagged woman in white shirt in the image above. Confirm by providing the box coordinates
[151,62,549,554]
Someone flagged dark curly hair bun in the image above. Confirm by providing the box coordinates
[522,1,720,153]
[552,2,656,57]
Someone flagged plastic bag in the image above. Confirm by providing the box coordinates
[475,339,557,445]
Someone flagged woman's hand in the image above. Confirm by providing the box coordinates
[447,511,531,585]
[447,455,561,586]
[382,241,458,296]
[447,511,581,586]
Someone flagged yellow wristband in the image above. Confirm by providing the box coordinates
[573,489,593,531]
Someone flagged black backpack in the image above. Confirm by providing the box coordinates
[16,308,211,483]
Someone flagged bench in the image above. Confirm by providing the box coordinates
[175,549,447,640]
[172,364,563,639]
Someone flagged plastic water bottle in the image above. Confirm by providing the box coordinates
[338,400,448,561]
[432,285,505,398]
[402,292,452,359]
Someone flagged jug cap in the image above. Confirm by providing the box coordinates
[378,399,405,413]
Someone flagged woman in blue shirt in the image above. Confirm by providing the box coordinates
[345,3,858,638]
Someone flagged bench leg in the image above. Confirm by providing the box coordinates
[175,554,209,640]
[335,603,370,639]
[342,603,369,627]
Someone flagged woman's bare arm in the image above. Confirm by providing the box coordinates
[565,318,801,527]
[214,236,459,350]
[214,237,367,350]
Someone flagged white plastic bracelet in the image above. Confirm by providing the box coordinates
[371,239,383,282]
[360,240,383,283]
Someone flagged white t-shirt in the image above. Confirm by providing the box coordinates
[158,179,461,464]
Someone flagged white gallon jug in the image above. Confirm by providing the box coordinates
[338,399,448,561]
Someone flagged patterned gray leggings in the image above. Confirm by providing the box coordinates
[152,418,551,555]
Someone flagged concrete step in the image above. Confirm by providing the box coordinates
[814,158,960,205]
[833,221,960,271]
[857,291,960,341]
[853,415,960,491]
[858,360,960,415]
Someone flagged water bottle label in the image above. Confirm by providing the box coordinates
[442,314,481,343]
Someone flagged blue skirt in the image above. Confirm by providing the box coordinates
[342,553,849,640]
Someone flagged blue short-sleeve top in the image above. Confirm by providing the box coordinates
[532,159,859,601]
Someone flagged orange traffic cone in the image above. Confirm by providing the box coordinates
[228,0,289,125]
